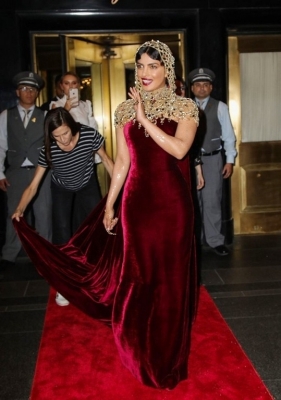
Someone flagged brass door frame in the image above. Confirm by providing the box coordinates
[228,35,281,234]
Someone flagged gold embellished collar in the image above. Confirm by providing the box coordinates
[114,86,198,128]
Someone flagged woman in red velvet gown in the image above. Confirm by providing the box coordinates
[103,40,199,389]
[13,40,199,390]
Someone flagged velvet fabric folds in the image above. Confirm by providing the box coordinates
[13,118,197,390]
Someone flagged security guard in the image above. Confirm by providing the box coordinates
[188,68,237,256]
[0,71,52,272]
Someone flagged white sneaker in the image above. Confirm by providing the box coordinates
[55,292,70,306]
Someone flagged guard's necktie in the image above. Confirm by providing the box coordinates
[23,109,31,128]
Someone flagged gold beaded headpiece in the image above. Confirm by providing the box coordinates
[114,40,198,129]
[135,40,176,92]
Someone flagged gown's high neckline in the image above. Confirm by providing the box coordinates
[114,87,199,129]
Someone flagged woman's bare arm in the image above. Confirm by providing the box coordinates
[11,166,47,221]
[103,127,130,232]
[96,145,114,177]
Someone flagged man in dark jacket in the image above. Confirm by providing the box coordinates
[40,74,63,111]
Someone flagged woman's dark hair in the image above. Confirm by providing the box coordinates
[135,46,164,66]
[44,107,80,166]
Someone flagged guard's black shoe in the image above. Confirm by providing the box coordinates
[212,245,229,256]
[0,259,15,272]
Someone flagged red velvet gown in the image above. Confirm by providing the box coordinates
[14,119,198,390]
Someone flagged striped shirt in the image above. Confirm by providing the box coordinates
[38,125,104,190]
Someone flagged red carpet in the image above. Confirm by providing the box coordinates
[30,286,273,400]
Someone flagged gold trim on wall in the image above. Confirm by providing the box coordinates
[228,37,241,233]
[228,35,281,234]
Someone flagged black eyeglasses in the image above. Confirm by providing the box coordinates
[18,86,38,93]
